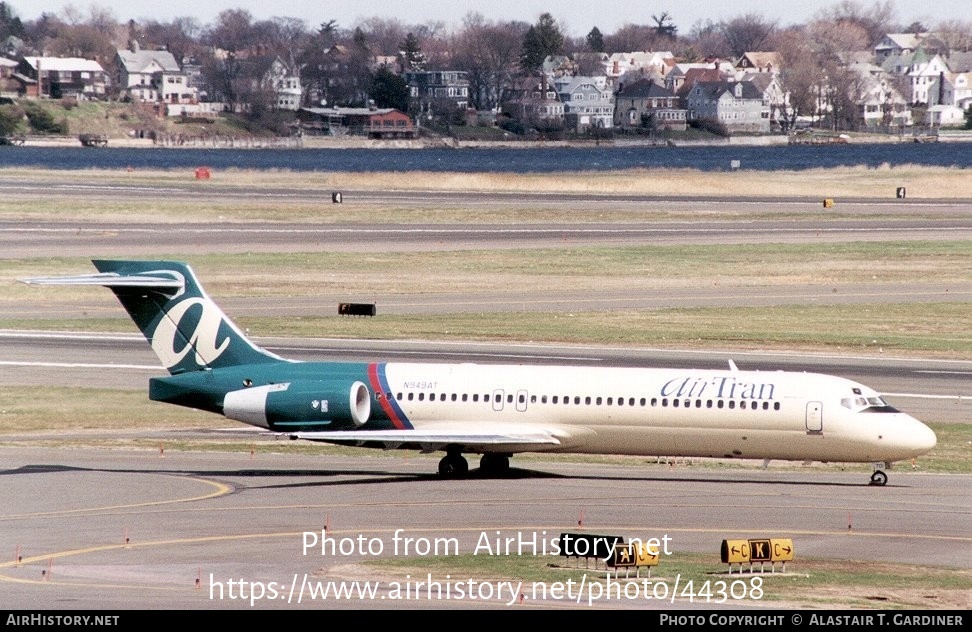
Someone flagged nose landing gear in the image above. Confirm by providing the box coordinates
[870,463,891,487]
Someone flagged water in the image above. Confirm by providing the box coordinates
[0,142,969,172]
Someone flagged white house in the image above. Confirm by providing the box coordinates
[552,75,614,132]
[117,43,196,104]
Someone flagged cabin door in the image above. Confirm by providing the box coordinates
[492,389,505,412]
[805,402,823,434]
[515,389,529,412]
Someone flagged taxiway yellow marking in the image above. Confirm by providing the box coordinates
[1,476,232,520]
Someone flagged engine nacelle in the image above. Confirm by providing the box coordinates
[223,380,371,430]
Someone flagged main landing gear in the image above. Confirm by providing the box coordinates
[437,448,511,478]
[438,449,468,478]
[479,453,510,476]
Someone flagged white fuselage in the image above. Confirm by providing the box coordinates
[376,362,936,464]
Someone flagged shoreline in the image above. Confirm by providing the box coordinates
[8,130,972,150]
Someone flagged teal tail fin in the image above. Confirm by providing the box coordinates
[24,260,282,374]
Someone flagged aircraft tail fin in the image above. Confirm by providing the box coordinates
[22,260,283,374]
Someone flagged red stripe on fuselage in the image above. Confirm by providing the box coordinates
[368,362,410,429]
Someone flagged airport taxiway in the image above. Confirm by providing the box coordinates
[1,446,969,609]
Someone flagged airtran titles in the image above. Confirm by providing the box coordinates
[661,376,776,402]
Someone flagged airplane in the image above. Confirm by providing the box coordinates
[22,260,937,485]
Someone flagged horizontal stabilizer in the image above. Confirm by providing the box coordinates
[20,272,184,290]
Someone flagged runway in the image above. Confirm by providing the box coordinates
[1,447,969,609]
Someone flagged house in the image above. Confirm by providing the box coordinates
[116,43,195,104]
[0,56,18,99]
[404,70,470,113]
[17,57,107,100]
[902,50,950,105]
[874,33,947,63]
[501,77,564,130]
[543,55,576,78]
[239,56,303,111]
[613,79,686,131]
[297,106,415,138]
[935,52,972,116]
[553,75,614,132]
[606,51,676,85]
[667,62,734,96]
[740,72,788,131]
[686,81,770,133]
[846,61,912,128]
[940,69,972,114]
[735,52,781,74]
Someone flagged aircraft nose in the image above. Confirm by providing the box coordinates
[908,418,937,454]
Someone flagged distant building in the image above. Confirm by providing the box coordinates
[0,56,18,99]
[297,107,415,138]
[501,77,564,129]
[553,75,614,132]
[874,33,947,63]
[17,56,107,100]
[116,43,196,104]
[239,56,302,111]
[686,81,770,133]
[735,52,781,74]
[404,70,470,113]
[614,79,686,131]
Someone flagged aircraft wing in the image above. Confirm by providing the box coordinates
[293,421,594,453]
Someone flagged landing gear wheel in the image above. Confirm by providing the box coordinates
[869,470,888,486]
[480,454,510,476]
[438,452,469,478]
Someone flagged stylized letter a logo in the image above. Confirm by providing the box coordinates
[152,297,230,369]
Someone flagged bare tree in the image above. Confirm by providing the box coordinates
[604,23,657,53]
[773,27,825,130]
[814,0,898,48]
[30,7,118,63]
[86,4,118,38]
[204,8,255,54]
[806,18,869,63]
[355,16,408,56]
[719,13,778,58]
[454,13,527,111]
[935,19,972,52]
[260,16,310,65]
[686,20,732,59]
[139,17,202,62]
[652,13,678,39]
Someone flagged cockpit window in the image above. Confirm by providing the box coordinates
[841,394,900,413]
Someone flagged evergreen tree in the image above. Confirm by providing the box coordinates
[369,66,409,112]
[586,26,604,52]
[520,13,564,73]
[399,32,425,71]
[0,2,24,39]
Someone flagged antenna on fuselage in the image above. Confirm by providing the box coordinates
[728,359,739,372]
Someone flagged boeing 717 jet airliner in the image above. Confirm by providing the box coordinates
[23,260,937,484]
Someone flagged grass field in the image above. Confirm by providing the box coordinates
[1,163,971,200]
